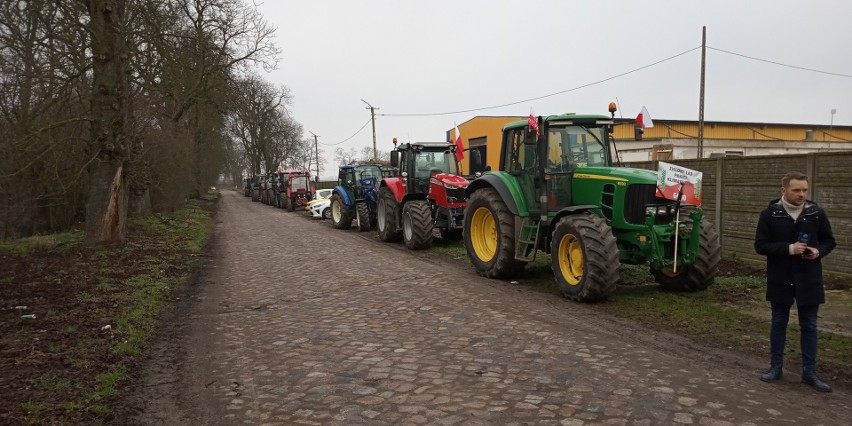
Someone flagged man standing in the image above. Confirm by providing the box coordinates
[754,171,836,392]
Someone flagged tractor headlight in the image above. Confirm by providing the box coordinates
[443,183,460,190]
[646,205,673,216]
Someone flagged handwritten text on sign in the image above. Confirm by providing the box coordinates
[655,161,703,206]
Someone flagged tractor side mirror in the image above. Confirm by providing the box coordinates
[390,151,399,168]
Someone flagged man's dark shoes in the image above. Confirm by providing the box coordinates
[760,367,783,382]
[802,373,832,392]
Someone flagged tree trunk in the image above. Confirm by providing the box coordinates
[83,0,131,245]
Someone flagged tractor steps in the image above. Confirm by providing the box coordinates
[515,217,540,262]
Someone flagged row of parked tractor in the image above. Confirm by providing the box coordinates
[244,139,472,251]
[244,170,315,211]
[328,140,472,251]
[242,105,721,303]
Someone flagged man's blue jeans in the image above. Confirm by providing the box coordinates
[770,302,820,373]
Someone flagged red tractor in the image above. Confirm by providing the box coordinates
[280,170,314,211]
[376,140,471,250]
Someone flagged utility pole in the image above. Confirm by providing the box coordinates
[361,99,378,161]
[309,131,320,182]
[697,26,706,159]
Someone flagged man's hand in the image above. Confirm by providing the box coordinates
[802,247,820,260]
[792,241,809,255]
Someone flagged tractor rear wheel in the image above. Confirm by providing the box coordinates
[356,201,372,232]
[652,217,720,291]
[463,188,526,278]
[551,214,620,302]
[330,193,352,229]
[377,187,402,242]
[403,200,434,250]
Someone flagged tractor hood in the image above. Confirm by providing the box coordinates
[431,173,470,189]
[572,166,658,185]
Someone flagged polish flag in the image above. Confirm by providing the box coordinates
[528,114,539,136]
[454,124,464,162]
[636,106,654,128]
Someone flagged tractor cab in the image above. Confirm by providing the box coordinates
[390,141,461,197]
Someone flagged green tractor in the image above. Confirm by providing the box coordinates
[463,105,720,302]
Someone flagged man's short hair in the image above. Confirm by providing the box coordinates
[782,171,809,188]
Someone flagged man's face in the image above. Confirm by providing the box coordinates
[782,179,808,206]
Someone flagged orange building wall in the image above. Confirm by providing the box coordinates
[450,116,523,175]
[614,121,852,142]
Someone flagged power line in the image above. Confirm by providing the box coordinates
[318,118,373,146]
[380,46,701,117]
[707,46,852,78]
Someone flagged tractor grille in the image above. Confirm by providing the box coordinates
[446,187,466,203]
[624,184,656,225]
[624,183,679,225]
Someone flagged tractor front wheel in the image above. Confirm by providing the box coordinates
[402,200,434,250]
[463,188,526,278]
[330,193,352,229]
[377,187,402,242]
[551,214,620,302]
[356,201,372,232]
[652,217,720,291]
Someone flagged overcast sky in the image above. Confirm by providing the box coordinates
[256,0,852,178]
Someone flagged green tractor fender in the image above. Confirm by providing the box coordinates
[550,205,601,226]
[464,174,527,216]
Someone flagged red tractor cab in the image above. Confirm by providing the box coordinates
[376,139,471,250]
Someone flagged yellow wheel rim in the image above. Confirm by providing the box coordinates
[558,233,584,286]
[470,207,497,262]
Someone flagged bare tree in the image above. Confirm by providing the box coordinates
[333,147,358,166]
[0,0,91,238]
[0,0,294,242]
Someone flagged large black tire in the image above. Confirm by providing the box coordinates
[330,193,353,229]
[652,217,721,291]
[402,200,434,250]
[551,214,620,302]
[377,187,402,242]
[356,202,372,232]
[463,188,526,278]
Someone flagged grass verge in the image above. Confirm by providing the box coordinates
[0,195,216,425]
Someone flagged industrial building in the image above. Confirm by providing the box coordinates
[448,116,852,174]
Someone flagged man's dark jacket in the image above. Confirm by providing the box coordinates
[754,198,836,306]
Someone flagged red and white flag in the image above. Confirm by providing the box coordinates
[454,124,464,162]
[636,106,654,129]
[528,114,539,136]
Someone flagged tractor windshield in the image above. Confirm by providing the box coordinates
[290,176,309,192]
[546,126,609,172]
[357,166,382,186]
[414,150,458,179]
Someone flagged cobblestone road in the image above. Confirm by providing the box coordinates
[119,190,850,425]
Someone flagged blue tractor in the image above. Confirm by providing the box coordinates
[330,164,385,232]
